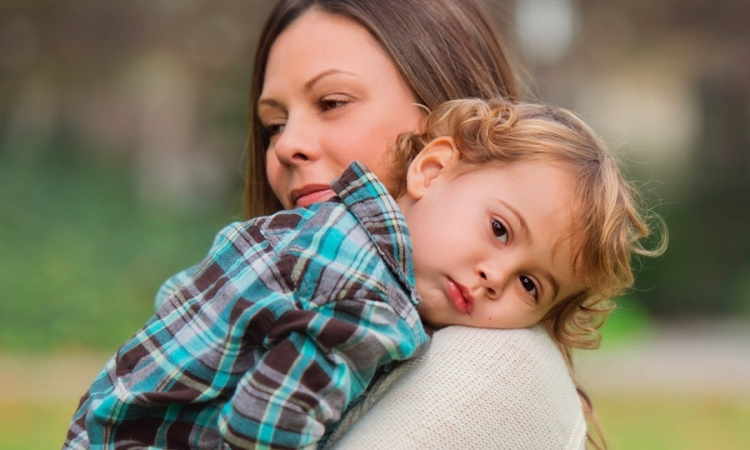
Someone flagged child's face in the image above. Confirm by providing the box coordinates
[398,144,584,329]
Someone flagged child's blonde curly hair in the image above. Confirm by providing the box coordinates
[389,97,667,449]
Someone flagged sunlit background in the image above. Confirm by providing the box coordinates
[1,1,749,448]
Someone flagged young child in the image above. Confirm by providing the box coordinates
[64,98,662,449]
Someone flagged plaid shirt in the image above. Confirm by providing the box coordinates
[64,162,429,450]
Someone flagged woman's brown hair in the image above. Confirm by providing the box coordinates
[244,0,519,218]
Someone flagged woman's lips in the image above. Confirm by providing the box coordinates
[292,186,336,207]
[446,278,474,314]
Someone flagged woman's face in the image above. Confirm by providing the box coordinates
[259,10,425,209]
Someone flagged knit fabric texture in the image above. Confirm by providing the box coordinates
[327,325,586,449]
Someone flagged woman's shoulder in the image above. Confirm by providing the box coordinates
[328,326,586,450]
[430,325,569,373]
[382,325,579,405]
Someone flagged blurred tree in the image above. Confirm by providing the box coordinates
[634,66,750,317]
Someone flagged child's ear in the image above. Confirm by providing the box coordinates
[405,137,460,200]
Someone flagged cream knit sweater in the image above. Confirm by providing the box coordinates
[327,326,586,449]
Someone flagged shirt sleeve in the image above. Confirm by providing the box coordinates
[154,265,198,310]
[218,295,424,449]
[69,214,425,450]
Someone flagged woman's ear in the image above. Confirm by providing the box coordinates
[404,137,460,200]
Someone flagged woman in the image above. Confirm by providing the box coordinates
[162,0,590,447]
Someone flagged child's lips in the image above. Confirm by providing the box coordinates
[446,278,474,314]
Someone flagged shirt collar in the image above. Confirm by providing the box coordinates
[330,162,416,296]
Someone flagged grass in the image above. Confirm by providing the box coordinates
[0,401,75,450]
[594,393,750,449]
[586,306,750,449]
[2,388,748,449]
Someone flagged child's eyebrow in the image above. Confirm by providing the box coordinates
[498,199,531,243]
[539,268,560,304]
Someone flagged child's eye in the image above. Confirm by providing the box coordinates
[491,219,509,244]
[520,276,539,301]
[318,96,350,112]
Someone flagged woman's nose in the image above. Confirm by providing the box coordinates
[271,118,320,166]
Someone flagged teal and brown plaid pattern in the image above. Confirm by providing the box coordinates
[64,162,428,449]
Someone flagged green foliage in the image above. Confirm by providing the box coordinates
[634,183,750,317]
[599,296,654,347]
[0,152,236,353]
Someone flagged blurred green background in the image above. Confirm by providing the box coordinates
[1,0,749,448]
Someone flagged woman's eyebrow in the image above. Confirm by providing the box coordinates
[258,69,363,109]
[304,69,361,92]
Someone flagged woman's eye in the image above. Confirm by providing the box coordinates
[491,219,509,244]
[318,97,349,111]
[520,276,538,300]
[263,123,285,138]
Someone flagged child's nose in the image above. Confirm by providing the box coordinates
[479,268,504,300]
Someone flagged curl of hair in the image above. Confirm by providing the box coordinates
[391,98,667,449]
[391,98,665,349]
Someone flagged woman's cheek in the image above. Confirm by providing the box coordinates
[265,158,287,206]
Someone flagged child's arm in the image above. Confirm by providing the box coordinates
[154,264,198,310]
[67,210,426,449]
[217,296,426,449]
